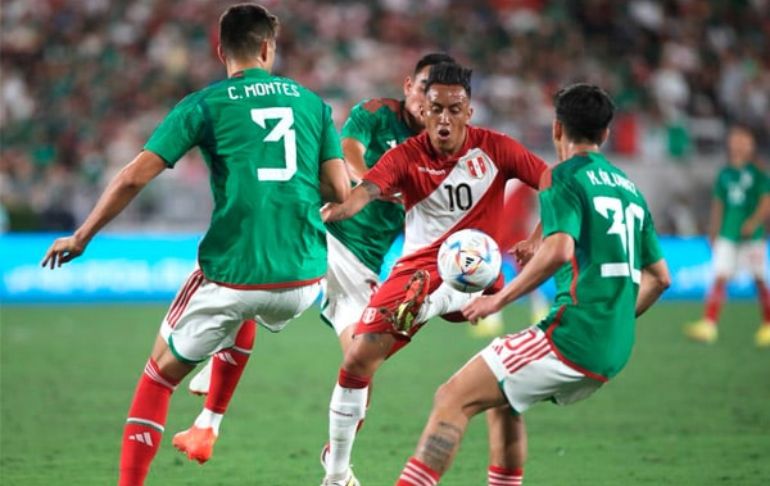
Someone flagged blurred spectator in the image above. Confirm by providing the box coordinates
[1,0,768,232]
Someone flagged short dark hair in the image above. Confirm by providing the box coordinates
[554,83,615,145]
[219,3,279,60]
[414,53,456,76]
[425,63,473,97]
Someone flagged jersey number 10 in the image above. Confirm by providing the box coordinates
[593,196,644,284]
[251,108,296,181]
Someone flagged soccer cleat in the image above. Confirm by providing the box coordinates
[469,312,503,338]
[395,270,430,335]
[321,469,360,486]
[172,425,217,464]
[683,319,718,344]
[188,359,212,396]
[755,324,770,348]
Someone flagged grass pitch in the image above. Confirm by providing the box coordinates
[1,302,768,485]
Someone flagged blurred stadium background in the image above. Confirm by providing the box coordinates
[1,1,769,485]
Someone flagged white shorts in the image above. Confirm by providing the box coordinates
[160,268,323,363]
[713,238,767,279]
[480,327,603,413]
[321,233,380,335]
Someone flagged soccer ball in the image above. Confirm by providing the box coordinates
[438,229,502,293]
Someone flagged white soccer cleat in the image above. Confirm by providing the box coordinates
[321,469,360,486]
[188,359,213,396]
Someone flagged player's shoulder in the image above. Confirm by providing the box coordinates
[469,125,518,146]
[550,154,593,183]
[357,97,402,115]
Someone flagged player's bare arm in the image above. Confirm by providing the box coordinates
[741,193,770,238]
[635,259,671,317]
[463,232,574,322]
[321,180,381,222]
[708,197,723,245]
[41,150,167,269]
[341,137,367,183]
[510,221,543,266]
[319,157,351,203]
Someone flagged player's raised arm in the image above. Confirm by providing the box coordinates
[342,138,368,183]
[321,180,381,222]
[463,232,573,321]
[41,150,167,269]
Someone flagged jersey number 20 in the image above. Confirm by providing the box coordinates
[593,196,644,284]
[251,107,296,181]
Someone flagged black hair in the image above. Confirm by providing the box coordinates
[553,83,615,145]
[219,3,279,60]
[414,53,456,76]
[424,62,473,97]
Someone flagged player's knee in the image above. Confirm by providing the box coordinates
[341,336,385,376]
[433,381,464,415]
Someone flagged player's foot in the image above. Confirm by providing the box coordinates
[320,442,330,472]
[321,469,360,486]
[683,319,717,344]
[188,359,212,396]
[172,425,218,464]
[469,311,503,338]
[755,324,770,348]
[395,270,430,335]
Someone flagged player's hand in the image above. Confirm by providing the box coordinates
[41,235,87,269]
[321,202,341,222]
[510,239,538,266]
[741,220,758,238]
[462,294,502,324]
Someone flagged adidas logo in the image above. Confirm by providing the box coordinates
[128,432,154,447]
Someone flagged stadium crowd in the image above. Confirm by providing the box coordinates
[1,0,768,232]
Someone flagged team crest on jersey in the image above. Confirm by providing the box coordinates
[466,156,488,178]
[362,307,378,324]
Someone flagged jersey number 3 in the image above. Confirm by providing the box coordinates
[251,107,296,181]
[593,196,644,284]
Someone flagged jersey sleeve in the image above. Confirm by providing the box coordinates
[362,146,405,196]
[144,93,205,168]
[496,135,548,189]
[539,170,582,240]
[640,207,664,267]
[320,102,343,163]
[712,169,727,202]
[340,100,377,148]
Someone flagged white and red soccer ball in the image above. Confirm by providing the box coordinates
[438,229,502,293]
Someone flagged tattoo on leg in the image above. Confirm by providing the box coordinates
[364,333,381,343]
[419,421,463,472]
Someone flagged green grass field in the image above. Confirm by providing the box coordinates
[1,302,768,485]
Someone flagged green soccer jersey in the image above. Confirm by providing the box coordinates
[537,152,664,380]
[144,68,342,287]
[325,98,414,273]
[713,163,769,242]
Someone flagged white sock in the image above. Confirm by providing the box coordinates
[326,383,367,478]
[193,408,223,436]
[416,282,479,322]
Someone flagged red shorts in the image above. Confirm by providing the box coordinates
[353,262,503,356]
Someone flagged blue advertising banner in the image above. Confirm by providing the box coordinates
[2,234,768,303]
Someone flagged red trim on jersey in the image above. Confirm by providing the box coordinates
[544,306,609,383]
[211,276,323,291]
[569,256,579,304]
[363,97,401,114]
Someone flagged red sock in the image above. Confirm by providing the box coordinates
[397,457,440,485]
[704,280,726,323]
[488,465,523,486]
[119,359,180,486]
[338,368,370,389]
[205,320,257,414]
[755,281,770,323]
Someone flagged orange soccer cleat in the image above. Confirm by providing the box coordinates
[172,425,218,464]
